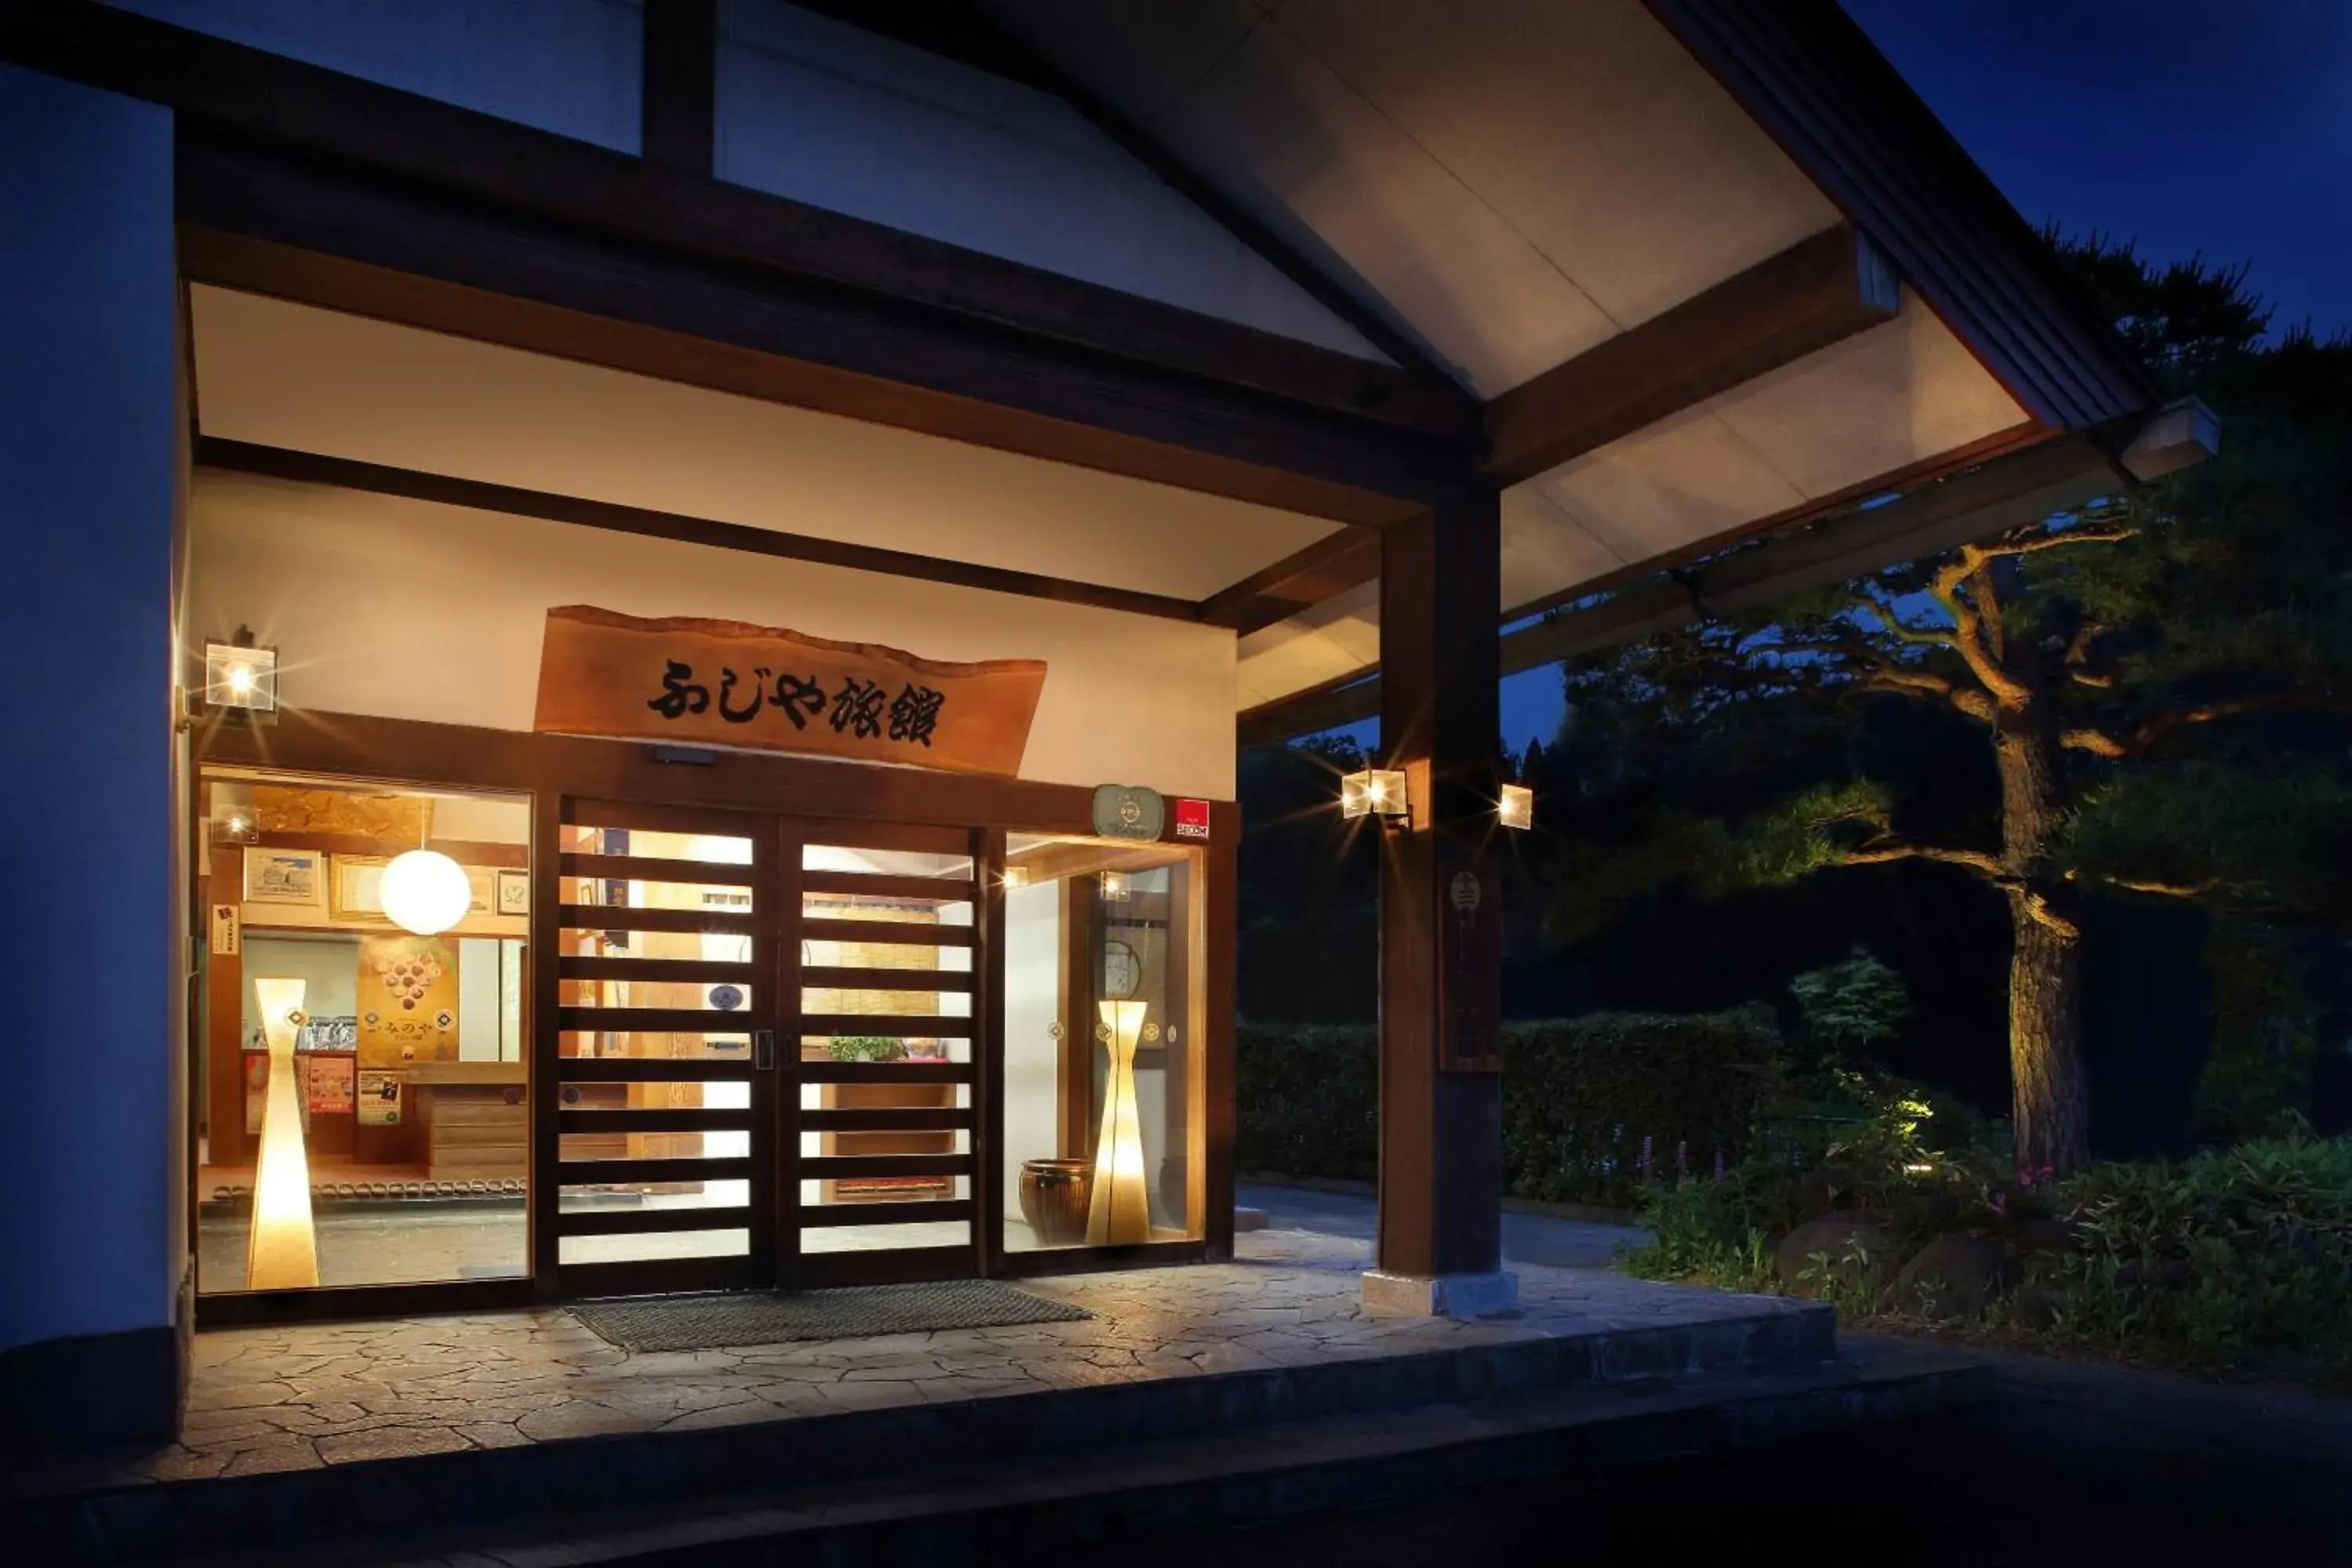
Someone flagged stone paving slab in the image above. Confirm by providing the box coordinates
[3,1229,1828,1562]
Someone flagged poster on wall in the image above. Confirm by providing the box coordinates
[243,848,325,909]
[531,604,1047,777]
[301,1054,356,1116]
[356,1069,403,1126]
[356,934,460,1068]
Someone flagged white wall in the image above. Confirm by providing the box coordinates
[1001,881,1062,1231]
[241,937,361,1044]
[103,0,643,151]
[715,1,1384,361]
[187,473,1240,801]
[0,67,180,1356]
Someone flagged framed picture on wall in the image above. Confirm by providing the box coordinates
[466,865,495,917]
[243,847,325,909]
[495,868,530,917]
[329,854,390,922]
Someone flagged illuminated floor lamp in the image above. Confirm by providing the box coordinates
[247,977,320,1290]
[1087,1000,1151,1245]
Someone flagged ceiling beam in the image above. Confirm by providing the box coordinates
[1196,529,1383,633]
[1482,223,1900,484]
[1238,429,2147,746]
[196,438,1208,623]
[0,1,1475,460]
[639,0,717,176]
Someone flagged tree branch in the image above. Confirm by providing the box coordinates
[1980,524,2140,559]
[1842,843,2007,880]
[1929,549,2033,709]
[2061,728,2129,758]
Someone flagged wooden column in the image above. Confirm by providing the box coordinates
[1376,485,1504,1281]
[641,0,717,176]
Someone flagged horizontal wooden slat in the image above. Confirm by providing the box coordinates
[796,1060,974,1085]
[799,1106,974,1132]
[798,918,973,947]
[800,1014,973,1038]
[557,1058,751,1083]
[799,1153,973,1180]
[561,1254,747,1298]
[558,1203,753,1236]
[567,799,767,837]
[797,821,971,855]
[560,1109,746,1134]
[557,1156,753,1185]
[560,851,758,886]
[561,956,754,984]
[793,1247,974,1288]
[801,966,973,993]
[799,1199,973,1229]
[559,1007,759,1033]
[801,869,973,902]
[559,902,752,934]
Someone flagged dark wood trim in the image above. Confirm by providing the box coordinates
[801,967,975,993]
[768,815,802,1286]
[557,1156,753,1184]
[799,1198,973,1227]
[1642,0,2156,431]
[798,1153,973,1180]
[559,1006,764,1034]
[559,1254,748,1299]
[800,870,975,902]
[796,1245,975,1288]
[798,819,982,855]
[1483,223,1899,484]
[557,1058,755,1083]
[557,903,756,935]
[1197,527,1382,634]
[799,1013,975,1039]
[195,1276,539,1328]
[1056,873,1094,1160]
[203,844,252,1168]
[800,1106,974,1133]
[1202,834,1238,1261]
[557,1204,754,1237]
[559,956,756,985]
[1235,426,2103,743]
[195,437,1210,624]
[557,851,759,885]
[994,1240,1207,1278]
[561,1108,746,1135]
[797,1060,975,1085]
[528,789,561,1299]
[640,0,716,176]
[975,826,1007,1280]
[800,917,975,948]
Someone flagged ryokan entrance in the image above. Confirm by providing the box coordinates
[551,798,984,1298]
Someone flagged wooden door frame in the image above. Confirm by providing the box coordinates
[194,709,1237,1319]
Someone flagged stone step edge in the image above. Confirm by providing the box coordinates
[33,1304,1834,1564]
[322,1349,1992,1568]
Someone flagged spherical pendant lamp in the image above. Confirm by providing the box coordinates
[379,849,472,936]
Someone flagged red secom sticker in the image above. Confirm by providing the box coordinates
[1174,798,1211,840]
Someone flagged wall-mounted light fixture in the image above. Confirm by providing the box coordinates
[1099,869,1131,902]
[202,633,278,713]
[1002,865,1031,891]
[1498,783,1534,831]
[1340,768,1410,821]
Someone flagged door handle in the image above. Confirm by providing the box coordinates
[754,1029,776,1071]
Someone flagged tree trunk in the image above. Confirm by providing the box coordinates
[1995,680,2091,1172]
[2007,902,2088,1172]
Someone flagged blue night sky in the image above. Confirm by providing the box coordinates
[1428,0,2352,757]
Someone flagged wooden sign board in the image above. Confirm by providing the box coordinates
[1438,864,1502,1073]
[533,605,1047,777]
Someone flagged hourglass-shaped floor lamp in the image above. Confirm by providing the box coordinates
[1086,1000,1151,1244]
[247,977,320,1290]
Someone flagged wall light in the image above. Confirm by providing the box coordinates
[1498,783,1534,831]
[380,848,472,936]
[1002,865,1030,891]
[202,639,279,713]
[1099,869,1130,902]
[1341,768,1410,820]
[1087,1000,1151,1245]
[246,977,319,1290]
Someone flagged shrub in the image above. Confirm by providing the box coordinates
[1622,1156,1792,1292]
[2031,1131,2352,1370]
[1236,1009,1784,1205]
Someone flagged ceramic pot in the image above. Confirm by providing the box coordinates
[1018,1158,1094,1247]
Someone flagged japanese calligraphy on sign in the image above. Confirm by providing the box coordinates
[532,606,1048,776]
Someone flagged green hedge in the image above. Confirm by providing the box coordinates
[1237,1011,1784,1206]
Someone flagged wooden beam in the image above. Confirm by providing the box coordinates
[640,0,717,176]
[1235,430,2128,744]
[1196,528,1382,633]
[0,2,1475,456]
[194,437,1207,623]
[1482,223,1900,484]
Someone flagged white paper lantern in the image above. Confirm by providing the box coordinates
[379,849,472,936]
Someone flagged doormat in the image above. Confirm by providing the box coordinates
[568,1280,1093,1352]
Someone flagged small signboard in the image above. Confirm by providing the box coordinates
[357,1069,403,1126]
[1174,798,1211,841]
[302,1054,356,1116]
[210,903,239,956]
[1438,864,1501,1073]
[1091,784,1165,841]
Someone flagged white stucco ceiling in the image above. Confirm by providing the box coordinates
[982,0,1845,397]
[187,285,1345,603]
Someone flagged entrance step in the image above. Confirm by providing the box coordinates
[217,1344,1990,1567]
[15,1302,1858,1564]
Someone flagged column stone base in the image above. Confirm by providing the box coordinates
[1359,1269,1519,1319]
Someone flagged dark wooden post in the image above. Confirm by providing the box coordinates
[1371,484,1511,1309]
[641,0,717,176]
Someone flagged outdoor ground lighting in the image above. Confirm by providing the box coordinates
[1340,768,1410,820]
[1498,783,1535,830]
[381,848,472,936]
[202,638,279,713]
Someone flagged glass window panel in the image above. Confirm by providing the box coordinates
[560,1229,749,1265]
